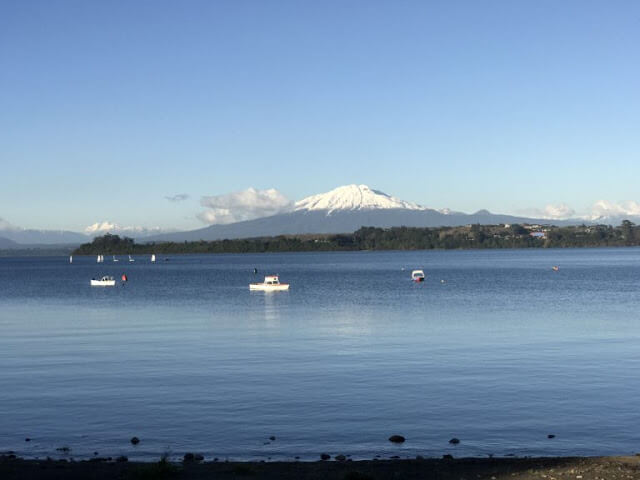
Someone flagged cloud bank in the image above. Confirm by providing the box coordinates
[518,203,576,220]
[84,221,172,237]
[521,200,640,222]
[0,217,20,231]
[198,188,293,225]
[589,200,640,220]
[542,203,576,220]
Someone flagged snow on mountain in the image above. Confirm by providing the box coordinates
[294,184,426,214]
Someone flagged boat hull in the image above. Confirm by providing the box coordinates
[249,283,290,291]
[90,280,116,287]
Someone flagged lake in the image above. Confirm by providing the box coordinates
[1,248,639,461]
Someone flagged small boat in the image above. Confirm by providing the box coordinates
[90,276,116,287]
[128,255,135,263]
[151,254,156,263]
[411,269,425,282]
[250,275,290,291]
[552,266,559,271]
[97,254,104,263]
[113,255,119,262]
[69,255,73,264]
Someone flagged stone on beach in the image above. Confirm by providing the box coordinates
[449,437,460,444]
[388,435,405,443]
[130,436,140,445]
[335,454,346,461]
[320,453,331,460]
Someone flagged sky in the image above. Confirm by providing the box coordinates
[1,0,639,232]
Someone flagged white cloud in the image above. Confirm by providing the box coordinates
[197,187,293,225]
[165,193,190,202]
[518,203,576,220]
[0,217,20,231]
[84,221,172,237]
[541,203,575,220]
[520,200,640,222]
[589,200,640,220]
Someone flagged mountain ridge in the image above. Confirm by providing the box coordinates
[143,208,574,243]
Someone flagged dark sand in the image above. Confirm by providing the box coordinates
[2,454,640,480]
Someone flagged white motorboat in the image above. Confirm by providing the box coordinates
[90,276,116,287]
[250,275,290,291]
[411,269,425,282]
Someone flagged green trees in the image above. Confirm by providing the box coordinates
[74,233,135,255]
[621,220,635,245]
[73,221,640,256]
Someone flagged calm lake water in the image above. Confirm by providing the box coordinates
[1,249,639,461]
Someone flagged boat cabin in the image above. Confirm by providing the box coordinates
[411,270,425,282]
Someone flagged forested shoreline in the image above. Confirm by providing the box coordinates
[72,221,640,255]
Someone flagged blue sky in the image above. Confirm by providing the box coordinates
[1,1,639,232]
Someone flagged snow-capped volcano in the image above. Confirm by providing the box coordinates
[144,184,579,243]
[294,184,426,213]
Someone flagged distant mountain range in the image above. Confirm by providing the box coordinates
[0,236,20,249]
[2,185,639,248]
[0,228,89,247]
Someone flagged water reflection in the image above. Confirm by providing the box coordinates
[254,290,285,326]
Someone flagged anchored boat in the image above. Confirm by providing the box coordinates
[249,275,290,291]
[90,276,116,287]
[411,269,425,282]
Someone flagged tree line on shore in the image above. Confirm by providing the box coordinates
[72,221,640,255]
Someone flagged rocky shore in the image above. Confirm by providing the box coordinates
[2,454,639,480]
